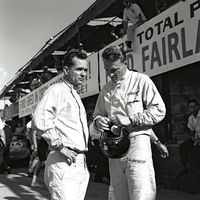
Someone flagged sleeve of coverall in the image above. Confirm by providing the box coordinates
[130,75,166,127]
[33,85,62,148]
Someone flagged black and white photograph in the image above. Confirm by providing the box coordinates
[0,0,200,199]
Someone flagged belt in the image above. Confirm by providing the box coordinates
[67,147,87,154]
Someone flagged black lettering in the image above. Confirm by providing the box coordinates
[151,41,162,69]
[190,0,200,18]
[137,31,145,44]
[88,62,91,79]
[181,28,193,58]
[142,45,149,72]
[145,27,154,40]
[168,32,181,63]
[195,20,200,53]
[162,37,167,65]
[174,12,184,26]
[163,17,173,33]
[155,20,163,35]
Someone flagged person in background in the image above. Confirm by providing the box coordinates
[30,128,49,187]
[14,122,24,135]
[177,99,200,178]
[0,118,12,174]
[26,119,37,177]
[122,0,147,51]
[33,48,90,200]
[52,50,66,75]
[39,66,54,84]
[156,0,167,14]
[0,118,5,173]
[92,45,166,200]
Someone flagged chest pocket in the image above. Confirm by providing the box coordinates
[127,93,140,104]
[126,92,143,115]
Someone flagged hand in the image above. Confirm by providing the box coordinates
[60,147,77,165]
[156,142,169,158]
[95,116,110,132]
[111,115,131,126]
[89,122,101,140]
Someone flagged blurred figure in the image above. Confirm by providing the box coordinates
[26,118,49,187]
[156,0,167,14]
[14,122,24,135]
[0,118,12,174]
[122,0,147,51]
[0,118,5,173]
[39,66,53,84]
[52,51,66,75]
[30,75,42,91]
[178,99,200,178]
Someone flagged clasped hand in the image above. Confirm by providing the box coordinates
[59,147,77,165]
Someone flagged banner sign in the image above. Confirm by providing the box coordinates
[76,52,99,98]
[19,73,64,118]
[16,0,200,118]
[19,52,99,118]
[4,102,19,121]
[99,0,200,88]
[132,0,200,76]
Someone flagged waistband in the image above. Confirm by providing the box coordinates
[129,133,150,139]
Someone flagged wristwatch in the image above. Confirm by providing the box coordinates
[154,139,161,145]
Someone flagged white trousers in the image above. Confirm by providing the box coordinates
[127,23,140,42]
[109,134,156,200]
[44,150,90,200]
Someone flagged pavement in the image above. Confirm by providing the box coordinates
[0,168,200,200]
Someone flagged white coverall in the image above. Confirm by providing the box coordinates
[33,81,89,200]
[93,70,166,200]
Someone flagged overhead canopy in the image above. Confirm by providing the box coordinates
[0,0,123,99]
[0,0,178,100]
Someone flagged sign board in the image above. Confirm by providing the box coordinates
[99,0,200,88]
[16,0,200,117]
[19,52,99,118]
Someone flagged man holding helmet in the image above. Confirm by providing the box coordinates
[92,45,166,200]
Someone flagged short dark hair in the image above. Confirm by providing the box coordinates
[187,99,199,106]
[102,45,126,63]
[62,48,87,68]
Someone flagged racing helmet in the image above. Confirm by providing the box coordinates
[99,125,130,158]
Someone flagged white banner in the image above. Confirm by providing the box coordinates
[19,53,99,117]
[76,52,99,98]
[18,0,200,117]
[99,0,200,88]
[133,0,200,76]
